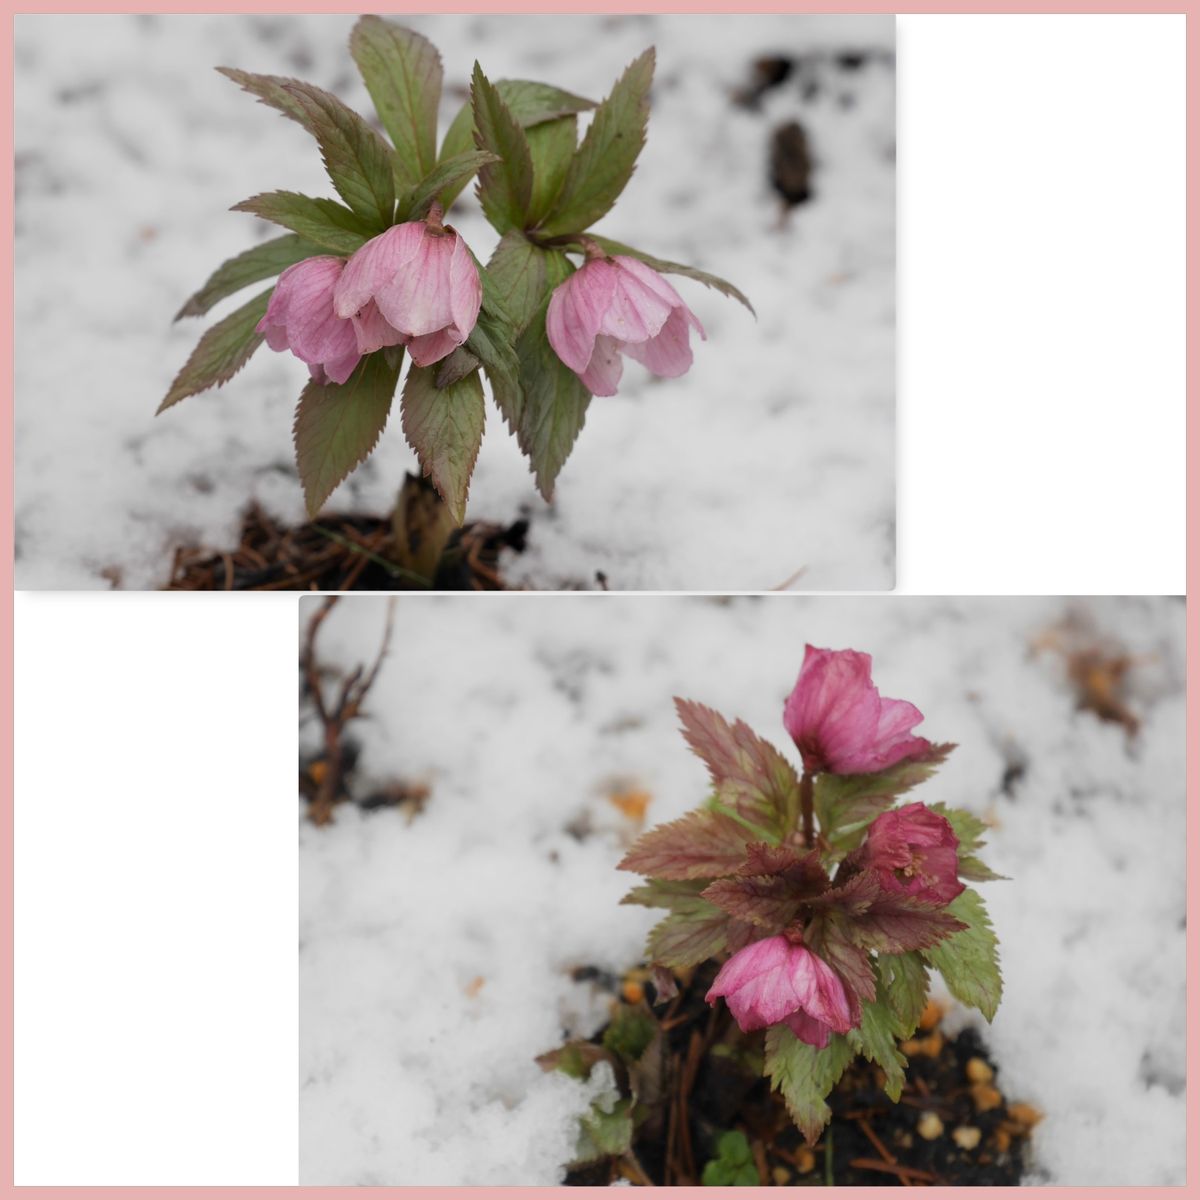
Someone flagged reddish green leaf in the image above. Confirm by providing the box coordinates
[764,1025,853,1145]
[399,150,499,223]
[231,191,373,255]
[174,234,324,320]
[471,63,534,233]
[803,909,876,1006]
[645,901,730,970]
[618,809,752,881]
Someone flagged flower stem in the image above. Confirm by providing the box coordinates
[424,202,446,234]
[800,771,815,849]
[577,235,608,262]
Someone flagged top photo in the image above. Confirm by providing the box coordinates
[14,13,896,591]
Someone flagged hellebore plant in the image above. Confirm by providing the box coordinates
[595,646,1004,1148]
[159,16,751,568]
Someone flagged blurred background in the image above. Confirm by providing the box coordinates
[298,594,1184,1185]
[16,14,895,590]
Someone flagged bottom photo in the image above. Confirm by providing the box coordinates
[298,595,1185,1187]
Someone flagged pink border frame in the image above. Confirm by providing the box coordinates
[3,3,1194,1194]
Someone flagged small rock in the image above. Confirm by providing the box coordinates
[793,1147,816,1174]
[965,1056,994,1084]
[917,1112,944,1141]
[953,1126,982,1150]
[971,1083,1003,1113]
[918,999,944,1030]
[771,1166,791,1186]
[1007,1101,1044,1130]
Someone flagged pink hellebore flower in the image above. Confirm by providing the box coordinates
[333,219,482,367]
[705,934,856,1048]
[783,645,931,776]
[862,802,965,906]
[256,256,361,385]
[546,254,705,396]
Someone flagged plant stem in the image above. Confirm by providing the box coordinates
[800,771,815,849]
[824,1127,834,1187]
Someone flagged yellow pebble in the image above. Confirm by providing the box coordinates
[794,1147,815,1173]
[917,1112,944,1140]
[772,1167,791,1186]
[971,1083,1003,1113]
[965,1057,994,1084]
[952,1126,982,1150]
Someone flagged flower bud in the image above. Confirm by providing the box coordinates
[256,256,361,385]
[783,645,930,776]
[334,220,482,367]
[546,255,705,396]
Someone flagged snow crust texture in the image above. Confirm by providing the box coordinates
[16,14,895,590]
[300,595,1184,1185]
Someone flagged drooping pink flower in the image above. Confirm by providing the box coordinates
[862,802,965,906]
[783,645,931,776]
[546,254,705,396]
[705,934,856,1048]
[256,256,362,385]
[333,219,482,367]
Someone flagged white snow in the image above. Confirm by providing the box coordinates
[16,14,895,590]
[299,594,1185,1185]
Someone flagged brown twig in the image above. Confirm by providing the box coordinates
[849,1158,938,1183]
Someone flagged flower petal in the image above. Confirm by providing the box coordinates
[375,228,457,336]
[352,300,407,355]
[599,260,675,343]
[546,260,618,375]
[334,224,424,319]
[407,327,462,367]
[622,307,696,378]
[579,335,624,396]
[446,233,483,342]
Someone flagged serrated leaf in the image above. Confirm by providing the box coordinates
[675,699,801,840]
[349,16,442,186]
[464,300,522,418]
[620,876,710,909]
[216,65,316,127]
[438,79,595,207]
[922,888,1002,1021]
[486,231,574,332]
[931,803,1006,882]
[803,909,875,1006]
[702,874,807,931]
[277,80,396,228]
[400,363,485,525]
[814,743,956,861]
[618,809,751,881]
[175,234,324,320]
[846,983,909,1102]
[645,901,732,969]
[764,1025,853,1145]
[588,235,755,316]
[506,298,591,499]
[470,63,534,233]
[434,346,482,389]
[231,191,373,255]
[526,115,578,226]
[539,49,654,236]
[537,1039,613,1081]
[399,150,499,223]
[157,288,270,413]
[575,1096,634,1165]
[831,873,967,953]
[876,952,929,1039]
[293,351,402,516]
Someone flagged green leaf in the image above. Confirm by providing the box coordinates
[276,80,397,228]
[349,16,442,186]
[846,984,909,1101]
[486,232,574,332]
[764,1025,854,1145]
[231,191,373,255]
[602,1006,658,1063]
[922,887,1003,1021]
[505,298,592,499]
[813,743,956,862]
[876,952,929,1039]
[398,150,499,223]
[438,79,595,208]
[215,66,317,128]
[400,363,486,526]
[526,115,578,226]
[644,899,731,970]
[803,909,875,1004]
[464,299,522,416]
[701,849,828,931]
[470,63,534,233]
[675,699,802,840]
[157,288,271,414]
[575,1096,634,1165]
[589,236,755,316]
[931,803,1006,882]
[174,234,324,321]
[538,49,654,236]
[618,809,752,881]
[292,351,402,517]
[537,1040,612,1081]
[620,877,710,909]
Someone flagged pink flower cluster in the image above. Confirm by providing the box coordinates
[257,218,482,385]
[705,648,963,1048]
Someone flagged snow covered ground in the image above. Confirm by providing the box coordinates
[15,14,895,590]
[299,594,1185,1186]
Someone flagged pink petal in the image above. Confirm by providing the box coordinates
[705,936,801,1031]
[599,260,675,343]
[546,260,618,375]
[323,348,362,386]
[579,334,624,396]
[352,300,407,355]
[612,255,688,309]
[622,307,696,378]
[375,228,457,336]
[785,1009,833,1048]
[407,327,462,367]
[334,224,424,319]
[446,233,483,342]
[788,946,855,1034]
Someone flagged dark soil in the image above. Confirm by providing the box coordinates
[164,500,528,591]
[564,960,1038,1187]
